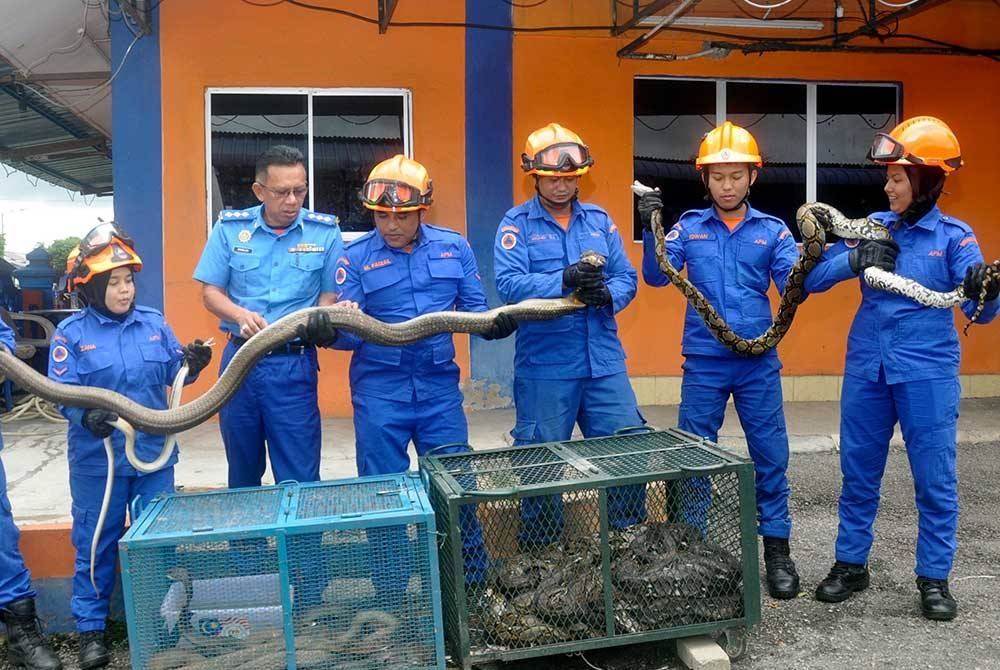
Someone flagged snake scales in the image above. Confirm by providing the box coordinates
[0,295,591,436]
[631,182,1000,355]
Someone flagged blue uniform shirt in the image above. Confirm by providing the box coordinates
[47,305,192,476]
[803,206,999,384]
[333,223,489,401]
[0,321,14,453]
[193,205,343,335]
[494,196,637,380]
[642,205,799,358]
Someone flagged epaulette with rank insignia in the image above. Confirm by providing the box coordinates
[303,211,340,226]
[219,209,254,221]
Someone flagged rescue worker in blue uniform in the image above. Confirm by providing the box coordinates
[494,123,646,548]
[47,224,211,669]
[805,116,998,621]
[637,121,801,599]
[1,321,63,670]
[193,145,343,489]
[318,155,515,604]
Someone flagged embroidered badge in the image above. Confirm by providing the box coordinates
[335,267,347,285]
[238,229,252,243]
[500,233,517,250]
[51,365,68,377]
[665,229,680,242]
[51,345,69,363]
[844,238,860,249]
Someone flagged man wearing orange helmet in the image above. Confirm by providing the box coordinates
[330,155,512,601]
[47,224,211,668]
[495,123,646,548]
[637,121,801,600]
[805,116,998,620]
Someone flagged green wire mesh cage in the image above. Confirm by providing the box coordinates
[119,473,444,670]
[420,428,760,669]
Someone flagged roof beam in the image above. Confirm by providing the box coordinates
[378,0,398,34]
[616,0,699,57]
[0,137,108,161]
[0,72,108,86]
[612,0,675,36]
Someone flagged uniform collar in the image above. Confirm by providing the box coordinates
[373,223,426,253]
[883,205,941,231]
[698,204,765,228]
[527,195,579,227]
[252,205,305,234]
[85,305,137,326]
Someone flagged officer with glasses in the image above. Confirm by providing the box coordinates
[193,145,344,491]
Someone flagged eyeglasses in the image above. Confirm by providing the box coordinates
[868,133,962,171]
[256,182,309,200]
[361,179,431,209]
[522,142,594,172]
[79,222,135,259]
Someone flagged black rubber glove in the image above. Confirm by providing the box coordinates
[182,339,212,377]
[577,284,613,308]
[296,311,339,347]
[82,408,118,439]
[563,261,604,290]
[964,262,1000,302]
[849,239,900,274]
[637,190,663,231]
[482,312,518,341]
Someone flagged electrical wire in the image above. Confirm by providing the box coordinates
[500,0,549,7]
[740,0,794,8]
[877,0,921,6]
[636,115,680,132]
[26,1,92,74]
[337,115,383,125]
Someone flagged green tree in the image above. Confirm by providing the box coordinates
[46,237,82,275]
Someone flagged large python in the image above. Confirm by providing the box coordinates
[631,181,1000,355]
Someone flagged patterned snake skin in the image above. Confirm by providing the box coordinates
[631,182,999,355]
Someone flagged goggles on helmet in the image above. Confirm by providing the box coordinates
[78,222,136,260]
[361,179,431,209]
[521,142,594,173]
[868,133,962,171]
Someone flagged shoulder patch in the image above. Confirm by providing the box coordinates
[500,232,517,250]
[335,266,347,285]
[501,224,520,234]
[51,345,69,363]
[959,235,978,248]
[303,211,340,226]
[844,238,860,249]
[665,229,680,242]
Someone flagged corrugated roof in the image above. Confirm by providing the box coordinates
[0,57,112,195]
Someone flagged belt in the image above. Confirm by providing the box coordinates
[228,334,314,356]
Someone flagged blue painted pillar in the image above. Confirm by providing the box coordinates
[111,2,163,310]
[465,1,514,406]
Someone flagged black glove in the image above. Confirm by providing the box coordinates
[964,262,1000,302]
[296,311,339,347]
[637,190,663,231]
[849,239,900,274]
[482,312,518,341]
[82,408,118,439]
[576,284,613,308]
[563,261,604,290]
[182,339,212,377]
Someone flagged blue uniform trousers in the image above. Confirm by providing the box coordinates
[678,355,792,539]
[511,373,647,547]
[69,467,174,631]
[0,456,34,606]
[837,371,959,580]
[353,389,488,602]
[219,341,321,488]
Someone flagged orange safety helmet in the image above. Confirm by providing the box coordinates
[696,121,763,169]
[68,222,142,288]
[868,116,962,173]
[361,155,433,213]
[521,123,594,177]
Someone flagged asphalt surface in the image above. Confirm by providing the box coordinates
[3,440,998,670]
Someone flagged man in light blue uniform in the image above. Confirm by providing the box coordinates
[1,322,62,670]
[324,155,515,603]
[194,145,343,489]
[638,122,801,599]
[494,123,645,549]
[805,116,998,620]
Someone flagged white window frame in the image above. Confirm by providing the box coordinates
[204,87,414,241]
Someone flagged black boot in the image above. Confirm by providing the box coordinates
[762,537,800,599]
[77,631,109,670]
[0,598,62,670]
[815,561,870,603]
[916,577,957,621]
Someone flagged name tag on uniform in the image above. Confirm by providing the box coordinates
[233,246,253,254]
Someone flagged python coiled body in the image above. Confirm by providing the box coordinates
[632,182,998,355]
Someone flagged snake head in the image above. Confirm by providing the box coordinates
[579,250,606,268]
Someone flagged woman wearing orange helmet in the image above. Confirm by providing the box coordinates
[637,121,802,600]
[805,117,999,621]
[46,223,211,668]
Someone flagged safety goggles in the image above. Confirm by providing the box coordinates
[78,222,135,260]
[361,179,431,209]
[522,142,594,172]
[868,133,962,171]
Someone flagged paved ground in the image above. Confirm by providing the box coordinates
[2,399,999,668]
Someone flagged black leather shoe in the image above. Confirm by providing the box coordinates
[762,537,800,599]
[917,577,957,621]
[815,561,870,603]
[0,597,63,670]
[77,631,109,670]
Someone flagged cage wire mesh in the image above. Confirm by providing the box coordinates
[422,429,760,668]
[120,474,444,670]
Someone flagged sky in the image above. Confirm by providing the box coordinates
[0,166,114,256]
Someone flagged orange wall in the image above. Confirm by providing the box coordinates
[510,16,1000,377]
[158,0,467,416]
